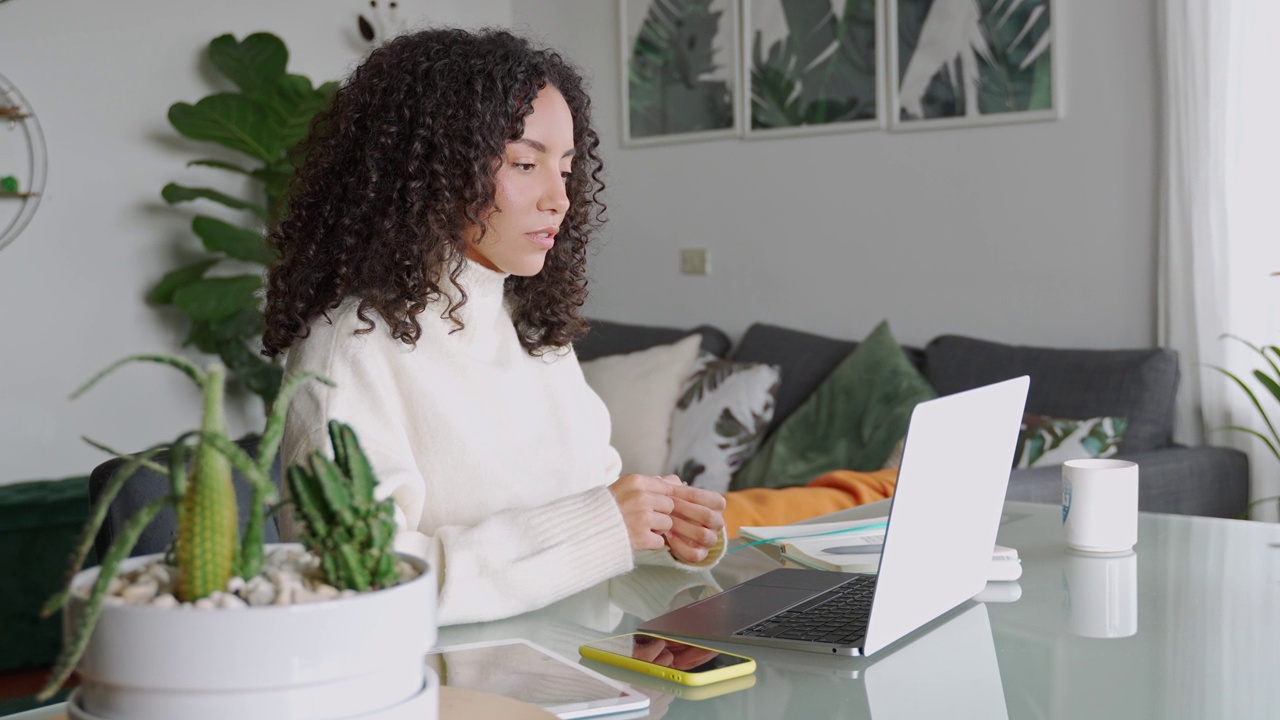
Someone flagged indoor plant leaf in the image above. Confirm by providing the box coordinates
[187,158,253,175]
[168,94,285,163]
[208,32,289,103]
[162,183,268,219]
[171,275,262,322]
[191,215,276,265]
[268,74,336,149]
[148,258,219,305]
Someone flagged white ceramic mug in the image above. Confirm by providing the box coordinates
[1063,550,1138,638]
[1062,458,1138,553]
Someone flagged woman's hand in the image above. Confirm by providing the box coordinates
[657,475,725,564]
[607,474,725,562]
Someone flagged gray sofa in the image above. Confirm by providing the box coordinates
[575,320,1249,519]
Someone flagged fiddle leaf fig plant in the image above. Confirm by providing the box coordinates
[149,32,337,408]
[36,354,333,700]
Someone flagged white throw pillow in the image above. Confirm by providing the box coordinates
[666,354,781,493]
[580,334,702,475]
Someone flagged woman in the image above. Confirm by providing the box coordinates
[263,28,727,626]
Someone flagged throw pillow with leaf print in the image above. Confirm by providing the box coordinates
[1014,414,1128,469]
[667,353,781,493]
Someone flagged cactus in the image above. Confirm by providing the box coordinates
[37,354,331,700]
[286,420,400,592]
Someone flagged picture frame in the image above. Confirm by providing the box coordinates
[742,0,885,140]
[887,0,1061,131]
[619,0,742,147]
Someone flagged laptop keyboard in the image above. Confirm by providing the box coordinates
[735,574,877,646]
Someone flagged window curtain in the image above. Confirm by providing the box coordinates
[1158,0,1280,520]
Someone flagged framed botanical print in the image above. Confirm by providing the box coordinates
[620,0,742,146]
[743,0,885,139]
[888,0,1060,130]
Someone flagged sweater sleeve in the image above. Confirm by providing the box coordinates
[367,443,637,626]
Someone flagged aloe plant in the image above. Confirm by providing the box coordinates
[149,32,337,408]
[36,354,331,700]
[287,421,400,592]
[1211,335,1280,515]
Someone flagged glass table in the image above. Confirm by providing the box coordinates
[8,501,1280,719]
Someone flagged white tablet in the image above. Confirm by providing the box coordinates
[427,638,650,719]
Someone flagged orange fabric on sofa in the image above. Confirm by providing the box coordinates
[721,469,898,539]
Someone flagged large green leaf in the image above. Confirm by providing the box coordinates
[149,258,219,305]
[191,216,276,265]
[266,74,333,149]
[184,309,263,352]
[208,33,288,102]
[168,94,284,163]
[187,158,252,175]
[162,183,268,219]
[217,340,283,405]
[171,275,262,321]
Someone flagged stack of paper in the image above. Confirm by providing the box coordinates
[738,517,1021,581]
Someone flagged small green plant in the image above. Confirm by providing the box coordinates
[1212,334,1280,515]
[36,354,330,700]
[287,420,400,592]
[149,32,337,408]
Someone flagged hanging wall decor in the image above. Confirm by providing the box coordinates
[620,0,741,146]
[888,0,1059,131]
[0,72,47,252]
[743,0,884,139]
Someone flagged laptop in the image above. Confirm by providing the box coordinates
[639,376,1029,657]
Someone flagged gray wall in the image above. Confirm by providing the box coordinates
[0,0,1157,484]
[513,0,1159,349]
[0,0,512,484]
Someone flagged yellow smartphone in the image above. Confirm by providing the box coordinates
[578,632,756,687]
[583,658,758,700]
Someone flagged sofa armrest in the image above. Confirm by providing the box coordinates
[1005,445,1249,519]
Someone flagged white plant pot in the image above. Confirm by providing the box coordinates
[62,545,438,720]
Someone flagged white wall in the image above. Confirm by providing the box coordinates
[512,0,1159,348]
[0,0,512,484]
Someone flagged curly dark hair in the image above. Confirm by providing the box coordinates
[262,27,605,358]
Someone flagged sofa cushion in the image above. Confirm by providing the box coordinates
[732,321,936,490]
[923,335,1178,453]
[575,319,731,361]
[667,353,781,493]
[731,323,925,437]
[581,334,703,475]
[1014,414,1128,468]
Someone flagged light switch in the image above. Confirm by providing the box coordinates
[680,248,709,275]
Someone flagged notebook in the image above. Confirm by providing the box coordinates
[639,376,1029,656]
[738,519,1021,579]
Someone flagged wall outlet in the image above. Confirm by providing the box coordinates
[680,248,709,275]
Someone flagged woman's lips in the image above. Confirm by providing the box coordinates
[527,231,556,250]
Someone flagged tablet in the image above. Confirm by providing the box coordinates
[427,638,650,719]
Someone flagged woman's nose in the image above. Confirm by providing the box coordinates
[539,174,570,214]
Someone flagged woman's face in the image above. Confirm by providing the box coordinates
[464,85,575,276]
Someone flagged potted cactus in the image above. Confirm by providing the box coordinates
[37,354,438,720]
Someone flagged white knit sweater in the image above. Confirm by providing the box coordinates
[280,259,719,625]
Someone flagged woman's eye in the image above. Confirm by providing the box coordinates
[512,162,535,171]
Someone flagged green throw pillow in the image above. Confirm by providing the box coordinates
[730,321,936,490]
